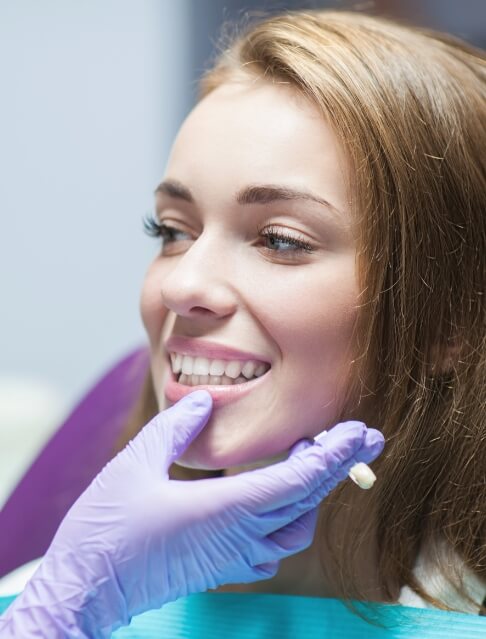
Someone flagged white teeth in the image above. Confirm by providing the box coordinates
[209,359,225,376]
[241,361,256,379]
[193,356,211,376]
[178,373,247,387]
[225,360,242,379]
[170,352,270,383]
[255,363,267,377]
[173,353,183,374]
[181,355,194,375]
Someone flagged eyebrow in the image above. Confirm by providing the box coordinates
[155,179,343,217]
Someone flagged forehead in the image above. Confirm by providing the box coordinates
[166,79,349,212]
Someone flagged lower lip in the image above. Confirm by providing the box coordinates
[164,367,271,406]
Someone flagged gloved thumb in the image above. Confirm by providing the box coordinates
[161,391,213,466]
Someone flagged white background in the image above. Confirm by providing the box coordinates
[0,0,192,495]
[0,0,192,402]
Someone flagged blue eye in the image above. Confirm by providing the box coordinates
[259,225,314,254]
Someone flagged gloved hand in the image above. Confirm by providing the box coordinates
[0,390,384,638]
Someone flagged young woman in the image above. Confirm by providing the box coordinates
[127,8,486,612]
[1,8,484,637]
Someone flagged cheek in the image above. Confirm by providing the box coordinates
[248,257,359,414]
[255,257,358,349]
[140,262,168,347]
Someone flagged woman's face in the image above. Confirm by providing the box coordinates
[141,78,359,470]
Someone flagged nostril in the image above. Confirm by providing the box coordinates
[190,306,216,316]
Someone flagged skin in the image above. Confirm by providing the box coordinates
[140,77,359,471]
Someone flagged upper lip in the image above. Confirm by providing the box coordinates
[165,336,271,364]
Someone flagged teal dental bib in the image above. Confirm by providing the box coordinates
[2,592,485,638]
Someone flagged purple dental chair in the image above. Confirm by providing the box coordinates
[0,346,150,579]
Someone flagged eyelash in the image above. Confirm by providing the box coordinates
[256,224,314,254]
[143,214,315,255]
[143,215,188,243]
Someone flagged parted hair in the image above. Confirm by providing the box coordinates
[119,10,486,611]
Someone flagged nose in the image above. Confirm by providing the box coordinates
[159,234,238,320]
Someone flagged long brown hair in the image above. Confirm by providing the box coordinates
[121,10,486,610]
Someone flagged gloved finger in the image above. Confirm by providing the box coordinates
[245,508,318,567]
[252,560,280,581]
[132,391,213,471]
[236,421,367,515]
[348,428,384,469]
[266,506,319,554]
[251,427,384,535]
[164,391,213,463]
[236,560,280,584]
[304,428,383,496]
[324,427,384,474]
[316,426,384,462]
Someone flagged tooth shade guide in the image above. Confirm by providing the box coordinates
[313,431,377,490]
[348,462,376,489]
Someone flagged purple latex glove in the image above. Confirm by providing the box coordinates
[0,391,384,638]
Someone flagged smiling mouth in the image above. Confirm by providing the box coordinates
[169,352,271,387]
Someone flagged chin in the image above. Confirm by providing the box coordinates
[173,439,248,471]
[174,428,288,473]
[157,385,291,471]
[173,458,224,471]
